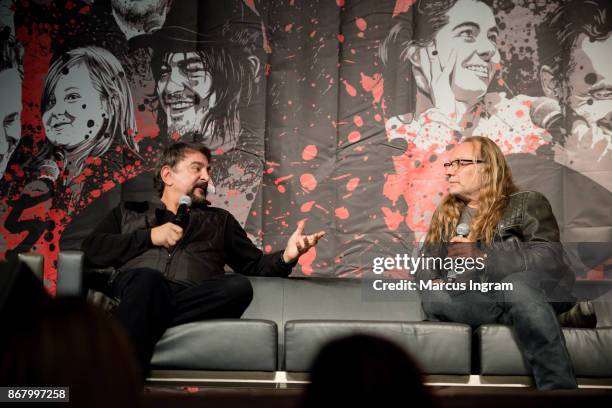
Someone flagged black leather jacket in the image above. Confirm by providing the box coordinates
[82,201,293,287]
[417,191,575,297]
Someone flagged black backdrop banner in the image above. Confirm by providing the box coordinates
[0,0,610,291]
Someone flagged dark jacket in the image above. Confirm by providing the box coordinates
[82,201,293,286]
[417,191,575,297]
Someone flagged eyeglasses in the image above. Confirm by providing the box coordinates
[443,159,485,171]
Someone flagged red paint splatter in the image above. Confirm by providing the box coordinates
[102,180,116,192]
[301,201,315,212]
[302,144,318,161]
[353,115,363,127]
[382,207,403,231]
[285,23,293,32]
[336,0,345,6]
[360,73,384,104]
[515,110,524,118]
[337,34,345,43]
[335,207,350,220]
[300,174,317,192]
[374,114,382,122]
[356,18,367,31]
[298,246,316,276]
[277,185,286,193]
[348,131,361,143]
[342,80,357,97]
[244,0,258,15]
[346,177,360,192]
[275,174,294,184]
[261,20,272,54]
[392,0,416,17]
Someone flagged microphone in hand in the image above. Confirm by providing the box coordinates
[173,195,192,229]
[456,223,470,238]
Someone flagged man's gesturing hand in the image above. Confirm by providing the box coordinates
[282,220,326,264]
[151,222,183,248]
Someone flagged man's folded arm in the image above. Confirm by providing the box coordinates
[224,214,294,277]
[81,207,153,268]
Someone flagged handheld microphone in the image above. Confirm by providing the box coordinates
[456,223,470,238]
[529,97,566,144]
[39,159,60,182]
[173,195,192,228]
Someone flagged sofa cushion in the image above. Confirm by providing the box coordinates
[284,320,471,374]
[243,277,425,370]
[151,319,277,371]
[477,324,612,377]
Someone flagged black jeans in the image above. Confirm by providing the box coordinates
[110,268,253,376]
[421,272,577,390]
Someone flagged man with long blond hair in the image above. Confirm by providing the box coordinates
[417,136,582,390]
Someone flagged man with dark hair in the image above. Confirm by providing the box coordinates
[82,142,324,375]
[0,26,23,179]
[536,0,612,191]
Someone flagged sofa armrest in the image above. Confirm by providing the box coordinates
[17,253,44,282]
[56,251,85,297]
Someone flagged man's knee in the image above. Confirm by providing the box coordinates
[224,274,253,306]
[420,289,451,319]
[500,275,547,305]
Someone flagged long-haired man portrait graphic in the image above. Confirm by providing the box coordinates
[151,26,263,227]
[151,27,260,152]
[536,0,612,192]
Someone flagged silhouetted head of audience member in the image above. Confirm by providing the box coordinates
[303,334,434,408]
[0,298,142,408]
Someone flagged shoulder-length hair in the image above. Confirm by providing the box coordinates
[425,136,518,245]
[379,0,495,118]
[151,27,260,147]
[41,46,139,161]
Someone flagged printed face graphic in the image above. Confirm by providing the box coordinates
[42,63,106,150]
[566,34,612,155]
[445,142,484,202]
[157,52,216,138]
[166,150,211,204]
[111,0,172,25]
[0,68,21,178]
[433,0,500,102]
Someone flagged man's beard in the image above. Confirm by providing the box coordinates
[189,183,208,204]
[163,93,212,142]
[111,0,171,29]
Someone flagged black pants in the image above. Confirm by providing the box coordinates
[110,268,253,375]
[421,272,577,390]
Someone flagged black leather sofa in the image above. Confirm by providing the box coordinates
[55,251,612,388]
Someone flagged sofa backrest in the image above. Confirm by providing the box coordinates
[243,277,424,369]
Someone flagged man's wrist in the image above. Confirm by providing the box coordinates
[282,250,294,264]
